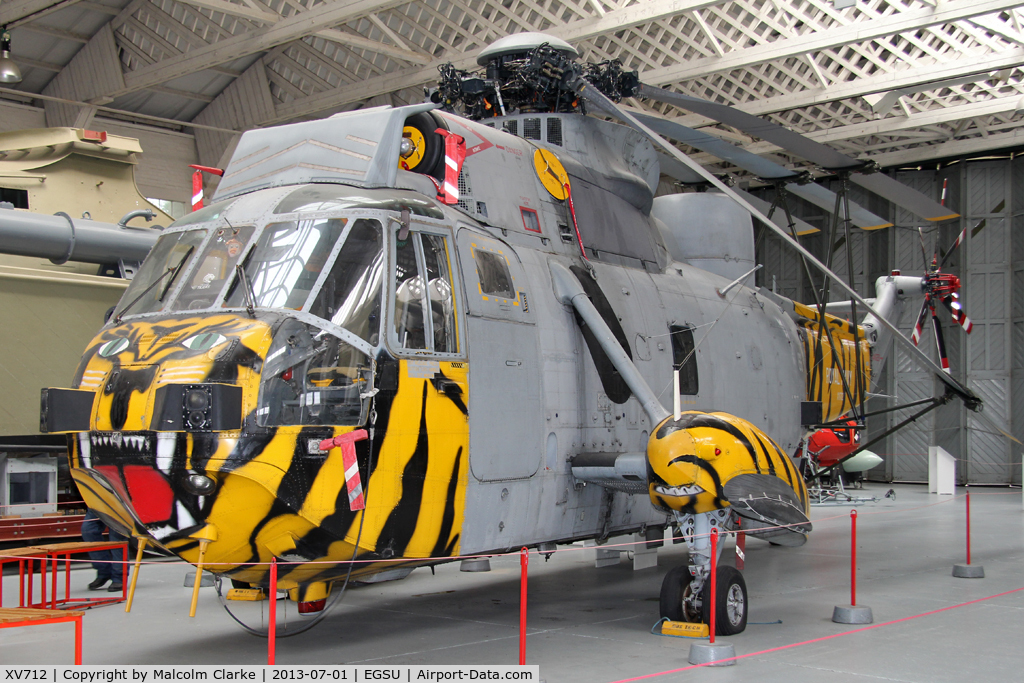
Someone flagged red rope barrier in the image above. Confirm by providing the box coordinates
[519,547,528,665]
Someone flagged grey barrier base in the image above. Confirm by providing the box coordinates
[952,564,985,578]
[688,641,737,666]
[832,604,873,624]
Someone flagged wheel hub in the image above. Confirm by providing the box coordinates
[725,583,745,625]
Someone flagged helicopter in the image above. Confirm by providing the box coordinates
[36,32,1003,636]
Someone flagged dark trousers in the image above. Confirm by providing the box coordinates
[81,510,127,583]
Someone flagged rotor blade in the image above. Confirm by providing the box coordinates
[939,226,967,268]
[577,79,981,409]
[931,306,950,373]
[638,83,959,223]
[732,188,820,236]
[786,183,892,230]
[942,293,974,334]
[634,111,797,180]
[847,173,959,223]
[637,112,891,230]
[911,298,929,346]
[917,227,930,271]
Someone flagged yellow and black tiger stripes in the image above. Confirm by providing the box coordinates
[646,411,807,515]
[793,303,871,423]
[68,313,470,597]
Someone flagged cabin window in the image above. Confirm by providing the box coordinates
[391,227,458,354]
[222,218,344,311]
[172,225,255,311]
[520,207,541,233]
[474,250,514,299]
[307,219,384,345]
[669,325,699,395]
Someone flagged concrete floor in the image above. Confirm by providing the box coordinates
[3,483,1023,682]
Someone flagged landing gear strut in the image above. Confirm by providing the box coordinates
[659,509,748,635]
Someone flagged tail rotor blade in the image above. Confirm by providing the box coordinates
[911,298,929,346]
[943,293,974,334]
[939,226,967,268]
[917,227,930,271]
[931,306,950,374]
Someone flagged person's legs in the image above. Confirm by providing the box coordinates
[107,526,127,588]
[82,510,112,589]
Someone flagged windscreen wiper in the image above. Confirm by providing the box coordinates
[114,245,195,324]
[234,263,257,317]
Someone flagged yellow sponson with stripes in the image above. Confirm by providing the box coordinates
[646,411,808,515]
[793,302,872,423]
[65,312,469,605]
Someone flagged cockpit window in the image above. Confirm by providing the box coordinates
[307,219,384,344]
[113,229,207,319]
[225,218,346,310]
[171,225,254,312]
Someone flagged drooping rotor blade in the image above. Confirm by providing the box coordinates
[931,306,950,373]
[942,293,974,334]
[846,173,959,223]
[733,188,820,236]
[638,112,892,230]
[786,184,892,231]
[576,78,981,411]
[911,298,930,346]
[638,83,959,223]
[634,111,797,180]
[654,151,821,236]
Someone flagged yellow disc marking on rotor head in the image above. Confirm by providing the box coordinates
[533,149,570,200]
[400,126,426,170]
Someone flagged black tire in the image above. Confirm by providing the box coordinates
[230,579,250,589]
[402,112,445,178]
[702,565,748,635]
[659,565,692,622]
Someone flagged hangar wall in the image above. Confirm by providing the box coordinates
[756,156,1023,485]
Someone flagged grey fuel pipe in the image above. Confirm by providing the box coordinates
[549,260,671,427]
[0,207,160,265]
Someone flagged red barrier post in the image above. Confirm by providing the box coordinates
[519,547,528,665]
[965,489,971,566]
[74,614,82,665]
[850,509,858,606]
[709,529,718,643]
[268,559,277,665]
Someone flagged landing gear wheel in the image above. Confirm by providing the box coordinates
[400,112,444,178]
[702,565,747,635]
[659,565,695,622]
[230,579,249,589]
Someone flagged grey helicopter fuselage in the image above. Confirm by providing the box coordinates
[49,102,844,611]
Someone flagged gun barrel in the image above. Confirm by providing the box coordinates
[0,208,160,265]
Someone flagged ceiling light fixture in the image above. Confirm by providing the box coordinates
[0,27,23,84]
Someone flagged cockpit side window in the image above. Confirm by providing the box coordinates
[390,226,459,355]
[393,230,428,350]
[669,325,699,395]
[307,219,384,345]
[421,234,457,354]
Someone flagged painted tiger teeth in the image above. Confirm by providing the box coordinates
[655,484,704,497]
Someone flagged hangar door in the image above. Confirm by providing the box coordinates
[456,229,542,481]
